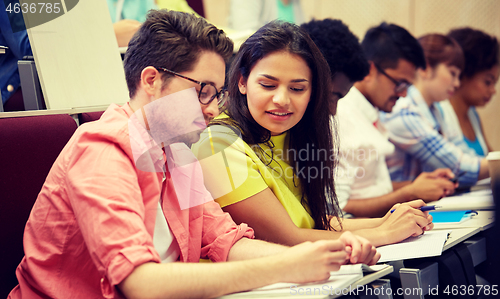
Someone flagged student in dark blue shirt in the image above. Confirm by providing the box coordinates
[0,0,32,111]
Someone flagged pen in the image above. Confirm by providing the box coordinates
[390,205,441,213]
[450,172,467,183]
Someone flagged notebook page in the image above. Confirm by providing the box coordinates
[376,230,451,263]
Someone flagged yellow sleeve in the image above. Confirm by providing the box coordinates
[156,0,200,17]
[191,126,268,208]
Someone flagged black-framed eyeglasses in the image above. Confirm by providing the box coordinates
[156,67,229,109]
[374,64,411,94]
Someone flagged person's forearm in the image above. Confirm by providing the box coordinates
[336,217,383,230]
[392,180,411,191]
[227,237,288,261]
[330,218,388,247]
[479,158,490,180]
[343,187,414,218]
[119,257,287,299]
[346,228,389,247]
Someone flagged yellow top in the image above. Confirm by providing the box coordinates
[191,124,315,229]
[156,0,200,17]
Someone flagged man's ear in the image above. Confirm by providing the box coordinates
[140,66,162,96]
[238,75,247,94]
[355,62,376,92]
[364,61,378,82]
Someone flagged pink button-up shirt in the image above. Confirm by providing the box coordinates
[9,104,253,298]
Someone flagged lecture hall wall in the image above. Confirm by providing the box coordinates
[204,0,500,150]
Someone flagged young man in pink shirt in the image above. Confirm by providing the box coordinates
[9,10,378,299]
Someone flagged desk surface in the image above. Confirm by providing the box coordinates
[0,105,113,118]
[433,210,495,231]
[338,265,394,299]
[442,227,481,251]
[217,266,394,299]
[435,210,494,251]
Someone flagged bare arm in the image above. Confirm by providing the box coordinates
[223,188,346,245]
[226,237,288,261]
[223,187,428,253]
[343,186,414,218]
[478,116,494,152]
[113,19,141,47]
[344,169,456,218]
[119,239,349,299]
[392,181,411,190]
[479,158,490,180]
[336,200,434,247]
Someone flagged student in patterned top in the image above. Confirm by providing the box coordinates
[381,33,492,187]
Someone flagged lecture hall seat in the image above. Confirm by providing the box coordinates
[78,110,104,125]
[0,114,77,298]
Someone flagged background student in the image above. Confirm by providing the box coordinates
[107,0,200,47]
[440,27,499,156]
[9,11,360,299]
[228,0,305,32]
[192,20,433,250]
[300,18,370,115]
[334,23,456,218]
[381,33,490,187]
[0,0,32,111]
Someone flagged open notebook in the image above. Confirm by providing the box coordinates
[376,230,451,263]
[218,264,390,298]
[428,189,494,211]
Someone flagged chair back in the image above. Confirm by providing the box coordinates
[0,114,77,297]
[78,111,104,125]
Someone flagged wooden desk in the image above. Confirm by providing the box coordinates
[0,106,111,119]
[0,105,114,125]
[433,210,495,232]
[343,266,394,299]
[398,209,495,299]
[442,227,480,251]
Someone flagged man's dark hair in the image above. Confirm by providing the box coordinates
[447,27,499,79]
[361,22,426,70]
[124,10,233,98]
[301,19,369,82]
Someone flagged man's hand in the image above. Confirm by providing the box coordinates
[338,231,380,265]
[408,169,456,201]
[278,240,349,284]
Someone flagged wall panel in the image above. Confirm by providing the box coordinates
[203,0,500,149]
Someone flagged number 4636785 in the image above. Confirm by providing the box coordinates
[6,2,62,14]
[443,285,498,296]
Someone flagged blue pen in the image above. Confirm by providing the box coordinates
[450,172,467,184]
[390,205,441,213]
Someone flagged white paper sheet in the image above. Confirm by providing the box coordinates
[428,189,494,210]
[376,230,451,263]
[218,264,389,298]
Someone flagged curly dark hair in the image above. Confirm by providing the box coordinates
[447,27,499,79]
[220,20,340,230]
[301,18,369,83]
